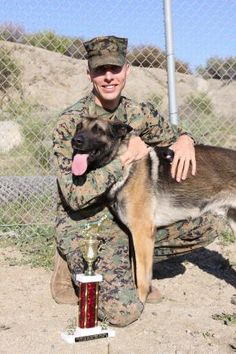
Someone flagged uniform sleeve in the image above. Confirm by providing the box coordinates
[128,102,193,146]
[53,115,123,211]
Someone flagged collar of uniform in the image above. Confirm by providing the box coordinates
[88,91,127,121]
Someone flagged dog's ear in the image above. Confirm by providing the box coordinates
[155,146,174,162]
[109,121,133,138]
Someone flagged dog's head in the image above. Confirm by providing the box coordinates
[71,116,132,175]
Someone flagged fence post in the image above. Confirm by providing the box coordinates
[163,0,178,126]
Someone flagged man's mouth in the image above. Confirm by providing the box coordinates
[102,84,117,91]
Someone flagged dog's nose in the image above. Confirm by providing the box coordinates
[72,134,85,147]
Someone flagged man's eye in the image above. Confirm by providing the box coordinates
[111,66,122,74]
[93,65,122,75]
[94,67,106,76]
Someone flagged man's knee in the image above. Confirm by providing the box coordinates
[99,297,143,327]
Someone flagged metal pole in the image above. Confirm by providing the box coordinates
[163,0,178,126]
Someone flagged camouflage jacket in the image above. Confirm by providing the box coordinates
[53,92,190,255]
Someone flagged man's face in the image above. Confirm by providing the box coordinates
[87,63,130,109]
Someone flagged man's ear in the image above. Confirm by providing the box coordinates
[109,121,133,139]
[125,63,131,77]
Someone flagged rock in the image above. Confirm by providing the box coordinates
[231,294,236,305]
[0,120,23,153]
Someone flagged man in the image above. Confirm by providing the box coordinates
[51,35,218,327]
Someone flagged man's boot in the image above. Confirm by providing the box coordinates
[50,248,78,305]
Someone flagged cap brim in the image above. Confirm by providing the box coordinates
[88,55,125,69]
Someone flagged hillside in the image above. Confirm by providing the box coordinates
[1,41,236,119]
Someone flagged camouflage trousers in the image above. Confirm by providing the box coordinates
[66,213,219,327]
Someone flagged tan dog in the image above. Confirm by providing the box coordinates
[72,116,236,303]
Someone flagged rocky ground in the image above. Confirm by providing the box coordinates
[0,238,235,354]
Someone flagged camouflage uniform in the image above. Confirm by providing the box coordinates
[52,36,218,327]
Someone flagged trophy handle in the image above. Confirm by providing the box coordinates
[97,240,103,253]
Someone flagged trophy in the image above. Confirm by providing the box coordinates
[61,232,115,343]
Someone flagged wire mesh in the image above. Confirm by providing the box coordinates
[0,1,235,236]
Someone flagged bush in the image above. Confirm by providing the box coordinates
[24,31,72,55]
[197,57,236,81]
[64,38,86,59]
[149,94,163,107]
[184,92,213,116]
[0,23,192,71]
[0,49,20,91]
[3,100,55,174]
[0,23,25,42]
[128,45,166,68]
[0,224,55,269]
[127,45,191,73]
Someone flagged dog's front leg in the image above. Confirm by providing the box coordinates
[130,223,155,303]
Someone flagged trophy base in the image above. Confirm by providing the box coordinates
[61,326,115,344]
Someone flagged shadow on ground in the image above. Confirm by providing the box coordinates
[153,247,236,289]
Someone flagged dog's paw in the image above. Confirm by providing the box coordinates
[138,286,149,304]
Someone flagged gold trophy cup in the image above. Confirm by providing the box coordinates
[81,235,100,276]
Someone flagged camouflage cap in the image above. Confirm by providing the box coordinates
[83,35,128,69]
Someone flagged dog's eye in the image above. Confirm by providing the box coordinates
[75,122,83,132]
[91,124,104,135]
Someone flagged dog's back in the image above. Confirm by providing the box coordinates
[156,145,236,196]
[111,144,236,232]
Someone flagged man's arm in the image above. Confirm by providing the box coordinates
[123,102,196,182]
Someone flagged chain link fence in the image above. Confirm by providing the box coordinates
[0,1,235,239]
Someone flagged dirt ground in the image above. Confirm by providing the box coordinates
[0,239,235,354]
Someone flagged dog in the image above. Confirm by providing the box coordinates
[71,116,236,303]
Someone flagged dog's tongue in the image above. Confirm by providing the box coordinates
[72,154,89,176]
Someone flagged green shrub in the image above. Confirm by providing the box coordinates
[34,143,52,170]
[4,100,47,145]
[149,94,163,107]
[0,23,192,71]
[212,312,236,326]
[127,45,165,68]
[0,193,54,225]
[25,31,72,55]
[127,45,191,73]
[184,92,213,116]
[64,38,86,59]
[197,56,236,81]
[0,23,25,42]
[0,49,20,91]
[219,230,236,245]
[0,224,55,269]
[2,100,55,174]
[0,197,55,269]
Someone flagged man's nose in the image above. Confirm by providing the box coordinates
[104,70,113,81]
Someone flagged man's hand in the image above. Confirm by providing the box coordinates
[170,135,196,182]
[120,136,151,165]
